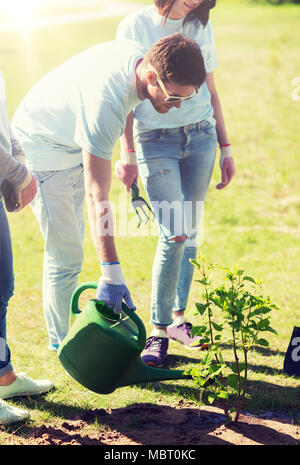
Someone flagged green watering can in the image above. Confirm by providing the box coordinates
[58,282,191,395]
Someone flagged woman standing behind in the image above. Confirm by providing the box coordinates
[115,0,235,367]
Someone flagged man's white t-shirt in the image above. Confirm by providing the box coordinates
[12,40,145,171]
[116,5,218,135]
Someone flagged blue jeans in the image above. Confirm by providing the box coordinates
[0,199,14,376]
[31,164,85,346]
[135,121,217,326]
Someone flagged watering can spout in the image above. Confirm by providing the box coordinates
[117,356,192,389]
[58,282,192,395]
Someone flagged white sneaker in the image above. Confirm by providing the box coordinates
[0,399,29,425]
[0,372,54,400]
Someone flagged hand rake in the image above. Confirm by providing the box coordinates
[130,181,154,228]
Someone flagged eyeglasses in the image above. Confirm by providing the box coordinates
[149,66,198,104]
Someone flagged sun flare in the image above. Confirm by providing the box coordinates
[0,0,48,29]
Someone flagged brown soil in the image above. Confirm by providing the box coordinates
[25,402,300,446]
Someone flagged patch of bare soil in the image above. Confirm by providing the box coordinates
[27,402,300,446]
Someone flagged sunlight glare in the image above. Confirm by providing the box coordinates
[0,0,49,29]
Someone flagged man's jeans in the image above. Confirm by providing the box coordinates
[0,199,14,376]
[31,164,85,346]
[135,121,217,326]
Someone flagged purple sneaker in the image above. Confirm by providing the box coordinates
[141,337,169,367]
[167,322,209,350]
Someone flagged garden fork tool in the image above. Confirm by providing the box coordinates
[130,181,154,228]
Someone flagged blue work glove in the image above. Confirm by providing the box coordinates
[97,262,136,314]
[96,282,135,314]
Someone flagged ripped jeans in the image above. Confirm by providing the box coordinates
[0,199,14,376]
[135,121,217,326]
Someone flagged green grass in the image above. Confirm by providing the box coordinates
[1,0,300,443]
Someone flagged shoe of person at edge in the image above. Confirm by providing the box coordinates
[48,344,59,352]
[0,399,29,425]
[141,333,169,368]
[0,373,54,400]
[167,321,209,350]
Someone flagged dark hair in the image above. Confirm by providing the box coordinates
[155,0,216,27]
[144,33,206,88]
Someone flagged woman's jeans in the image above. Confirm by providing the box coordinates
[0,199,14,376]
[31,164,85,347]
[135,121,217,327]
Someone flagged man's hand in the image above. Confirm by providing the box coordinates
[97,262,136,314]
[97,281,136,314]
[216,145,235,190]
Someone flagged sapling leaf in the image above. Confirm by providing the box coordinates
[248,309,265,318]
[264,325,277,334]
[190,259,201,269]
[217,390,229,399]
[226,272,234,282]
[257,318,271,331]
[212,322,223,331]
[210,365,226,377]
[191,325,206,337]
[227,373,240,390]
[195,302,209,315]
[256,338,269,347]
[218,265,231,272]
[230,362,245,374]
[207,394,215,404]
[218,351,224,364]
[208,296,223,309]
[243,276,256,284]
[195,278,210,286]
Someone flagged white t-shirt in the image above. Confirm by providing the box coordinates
[12,40,146,171]
[116,5,218,135]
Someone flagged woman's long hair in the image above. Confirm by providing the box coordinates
[155,0,216,27]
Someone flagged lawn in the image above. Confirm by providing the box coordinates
[0,0,300,444]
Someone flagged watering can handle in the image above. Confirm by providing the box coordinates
[70,282,147,347]
[121,301,147,347]
[70,282,98,315]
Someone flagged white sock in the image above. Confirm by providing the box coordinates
[170,314,185,327]
[150,328,169,338]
